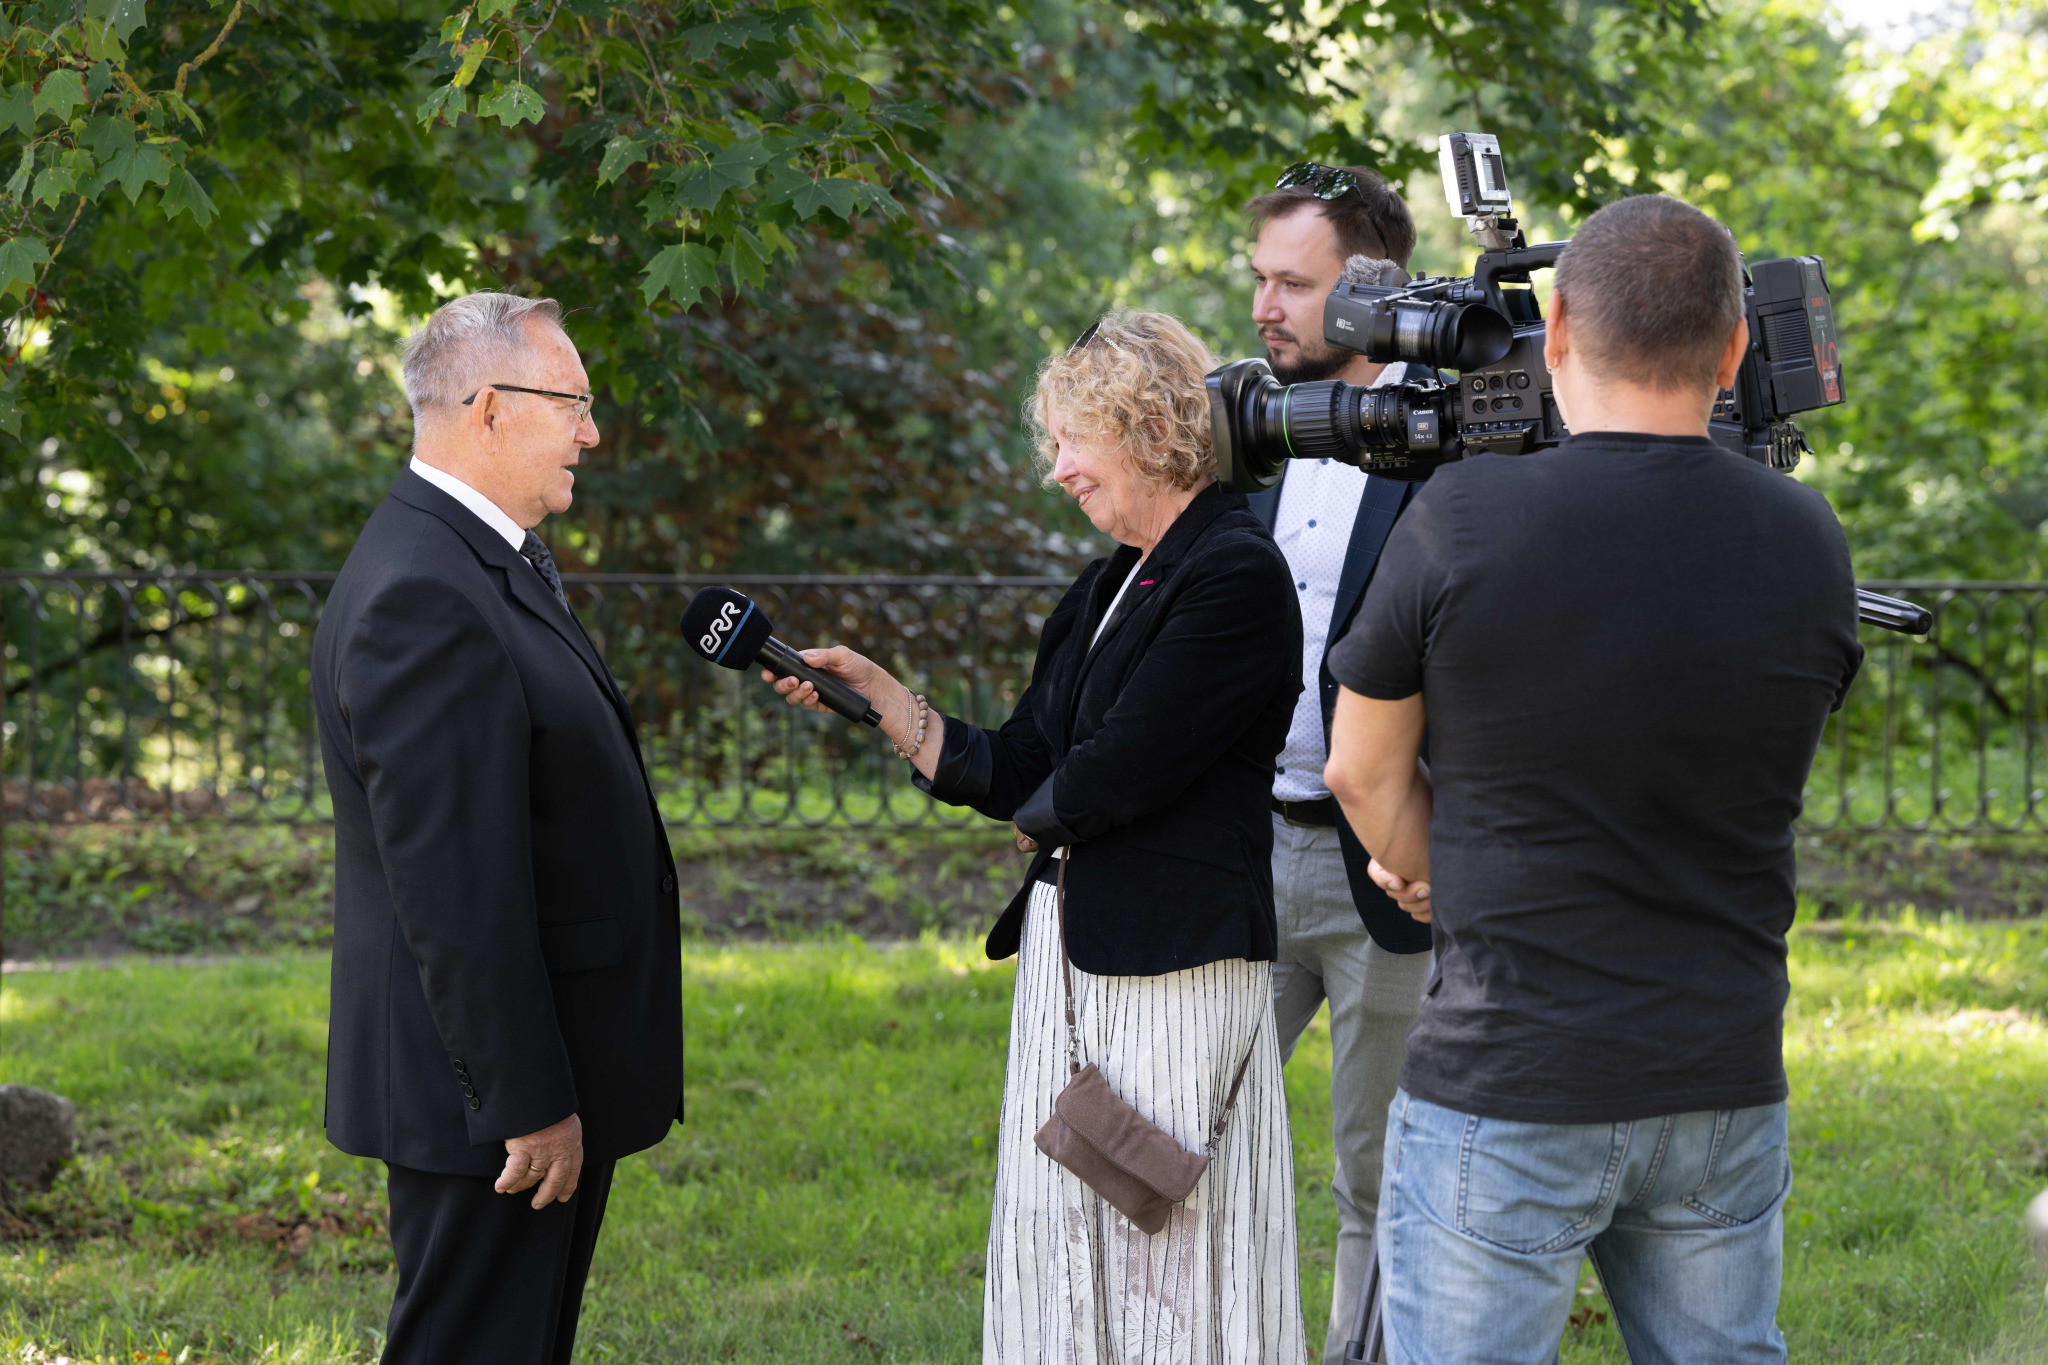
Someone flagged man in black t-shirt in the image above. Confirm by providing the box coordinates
[1323,195,1862,1364]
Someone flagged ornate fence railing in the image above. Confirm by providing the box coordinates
[1,570,2042,833]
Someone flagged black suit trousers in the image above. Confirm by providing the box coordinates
[384,1159,616,1365]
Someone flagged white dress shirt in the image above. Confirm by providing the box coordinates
[408,456,526,551]
[1270,363,1410,802]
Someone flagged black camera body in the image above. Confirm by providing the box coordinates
[1710,255,1844,468]
[1208,132,1845,492]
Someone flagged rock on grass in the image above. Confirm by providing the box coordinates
[0,1084,77,1195]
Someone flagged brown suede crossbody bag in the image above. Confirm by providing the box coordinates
[1031,854,1257,1236]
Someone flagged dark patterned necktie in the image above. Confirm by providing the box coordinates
[519,531,570,610]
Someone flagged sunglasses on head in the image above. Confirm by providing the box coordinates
[1275,162,1358,201]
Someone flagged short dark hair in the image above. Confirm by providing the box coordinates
[1553,195,1745,393]
[1248,167,1417,269]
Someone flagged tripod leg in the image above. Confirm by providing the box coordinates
[1366,1249,1387,1363]
[1344,1234,1385,1362]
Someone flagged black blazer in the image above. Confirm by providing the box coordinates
[919,483,1302,977]
[311,469,682,1178]
[1246,465,1433,955]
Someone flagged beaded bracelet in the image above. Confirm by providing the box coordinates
[893,689,930,760]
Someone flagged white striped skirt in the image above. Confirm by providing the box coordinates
[984,876,1308,1364]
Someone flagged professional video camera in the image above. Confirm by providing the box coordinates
[1206,131,1925,635]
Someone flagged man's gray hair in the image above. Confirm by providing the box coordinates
[1553,195,1744,394]
[401,291,564,416]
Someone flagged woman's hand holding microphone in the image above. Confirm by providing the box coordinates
[767,651,1040,854]
[765,647,944,782]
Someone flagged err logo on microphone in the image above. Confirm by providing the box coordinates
[699,600,747,659]
[699,600,741,654]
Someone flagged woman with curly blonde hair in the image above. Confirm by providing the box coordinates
[771,310,1308,1363]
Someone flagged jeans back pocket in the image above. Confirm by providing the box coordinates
[1455,1114,1629,1255]
[1680,1103,1791,1229]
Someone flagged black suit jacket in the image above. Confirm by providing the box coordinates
[919,484,1303,977]
[311,469,683,1177]
[1247,462,1433,955]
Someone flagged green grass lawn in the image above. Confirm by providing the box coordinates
[3,913,2048,1363]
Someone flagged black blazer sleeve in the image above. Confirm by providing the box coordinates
[917,572,1092,820]
[338,575,579,1145]
[1042,539,1296,842]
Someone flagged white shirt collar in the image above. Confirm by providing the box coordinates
[408,457,527,551]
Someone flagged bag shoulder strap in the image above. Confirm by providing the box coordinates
[1055,854,1082,1078]
[1052,852,1258,1148]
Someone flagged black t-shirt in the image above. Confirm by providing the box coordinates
[1330,433,1863,1124]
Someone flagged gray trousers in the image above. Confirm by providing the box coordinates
[1270,813,1431,1365]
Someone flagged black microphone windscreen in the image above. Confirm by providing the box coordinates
[680,587,775,669]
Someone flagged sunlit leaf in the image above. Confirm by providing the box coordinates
[452,38,491,89]
[641,242,718,306]
[160,166,216,224]
[477,0,517,18]
[597,135,646,186]
[478,80,544,127]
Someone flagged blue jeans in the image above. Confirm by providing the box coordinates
[1377,1088,1790,1365]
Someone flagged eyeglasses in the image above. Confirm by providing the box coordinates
[1066,319,1101,354]
[1275,162,1358,201]
[462,384,594,422]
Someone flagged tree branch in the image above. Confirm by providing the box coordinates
[4,593,268,699]
[173,0,246,100]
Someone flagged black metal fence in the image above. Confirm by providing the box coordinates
[2,570,2043,833]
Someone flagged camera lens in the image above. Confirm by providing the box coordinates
[1206,358,1461,489]
[1325,286,1514,371]
[1377,298,1513,371]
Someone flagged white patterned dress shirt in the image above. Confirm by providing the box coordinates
[408,456,527,551]
[1270,363,1411,802]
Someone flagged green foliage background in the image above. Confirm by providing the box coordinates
[0,0,2042,579]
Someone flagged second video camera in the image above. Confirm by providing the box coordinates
[1207,132,1846,487]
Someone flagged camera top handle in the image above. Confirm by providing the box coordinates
[1456,240,1568,314]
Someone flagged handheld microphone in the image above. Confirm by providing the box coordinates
[679,587,883,727]
[1856,589,1932,636]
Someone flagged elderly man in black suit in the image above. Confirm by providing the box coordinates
[311,292,681,1365]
